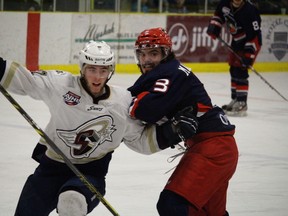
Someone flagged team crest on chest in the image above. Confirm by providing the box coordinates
[63,91,81,105]
[57,115,116,158]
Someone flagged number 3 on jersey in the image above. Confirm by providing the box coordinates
[154,79,170,93]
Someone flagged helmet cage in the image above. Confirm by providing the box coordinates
[134,27,172,64]
[134,46,171,65]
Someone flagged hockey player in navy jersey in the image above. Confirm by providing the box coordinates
[0,41,198,216]
[207,0,262,116]
[128,27,238,216]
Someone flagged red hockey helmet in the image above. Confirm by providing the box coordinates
[135,27,172,51]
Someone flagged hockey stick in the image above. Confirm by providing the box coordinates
[0,84,120,216]
[218,37,288,102]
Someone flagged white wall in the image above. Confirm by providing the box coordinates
[0,12,287,67]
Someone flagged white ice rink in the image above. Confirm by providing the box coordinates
[0,71,288,216]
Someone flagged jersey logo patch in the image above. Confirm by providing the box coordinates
[31,70,47,76]
[57,115,116,158]
[86,105,105,113]
[63,91,81,106]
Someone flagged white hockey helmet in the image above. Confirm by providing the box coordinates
[79,40,115,75]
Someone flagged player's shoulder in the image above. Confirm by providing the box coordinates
[36,69,78,87]
[217,0,230,8]
[221,0,230,5]
[162,59,182,73]
[31,69,73,77]
[108,85,132,109]
[109,85,132,99]
[155,60,191,83]
[237,3,260,22]
[243,1,260,12]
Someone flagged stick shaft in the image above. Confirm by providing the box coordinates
[218,37,288,102]
[0,84,120,216]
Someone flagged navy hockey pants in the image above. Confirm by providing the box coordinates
[14,156,106,216]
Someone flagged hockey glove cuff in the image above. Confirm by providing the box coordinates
[241,57,253,69]
[172,106,198,141]
[156,106,198,149]
[156,121,182,150]
[241,52,255,69]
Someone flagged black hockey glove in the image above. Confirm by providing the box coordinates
[241,42,258,69]
[241,57,253,69]
[207,17,222,40]
[240,51,254,69]
[156,106,198,150]
[0,57,6,82]
[172,106,198,141]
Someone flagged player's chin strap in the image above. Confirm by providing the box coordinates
[218,36,288,102]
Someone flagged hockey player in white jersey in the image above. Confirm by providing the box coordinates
[0,41,198,216]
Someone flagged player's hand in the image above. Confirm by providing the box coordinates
[207,18,222,40]
[241,53,254,69]
[171,106,198,141]
[241,57,253,69]
[156,106,198,149]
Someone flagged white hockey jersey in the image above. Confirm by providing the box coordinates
[1,61,162,164]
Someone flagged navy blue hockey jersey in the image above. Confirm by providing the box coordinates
[213,0,262,52]
[128,59,235,133]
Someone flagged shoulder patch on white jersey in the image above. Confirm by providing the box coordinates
[63,91,81,106]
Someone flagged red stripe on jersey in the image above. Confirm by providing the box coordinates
[197,103,212,113]
[245,35,262,54]
[129,91,149,118]
[234,32,246,41]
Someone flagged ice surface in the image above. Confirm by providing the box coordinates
[1,72,287,216]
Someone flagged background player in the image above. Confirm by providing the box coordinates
[207,0,262,116]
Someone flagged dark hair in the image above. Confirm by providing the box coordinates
[160,50,176,64]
